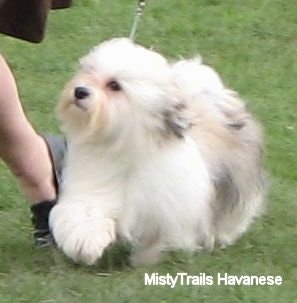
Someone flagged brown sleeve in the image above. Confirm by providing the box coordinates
[52,0,73,9]
[0,0,72,43]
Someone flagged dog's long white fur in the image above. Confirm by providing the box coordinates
[49,38,265,266]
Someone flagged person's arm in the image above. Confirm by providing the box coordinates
[0,54,56,203]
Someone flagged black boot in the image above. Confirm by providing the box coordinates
[30,135,66,247]
[30,200,56,247]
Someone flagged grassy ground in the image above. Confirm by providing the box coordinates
[0,0,297,302]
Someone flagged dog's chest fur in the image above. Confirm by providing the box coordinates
[61,137,213,248]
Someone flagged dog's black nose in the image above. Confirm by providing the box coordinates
[74,86,90,99]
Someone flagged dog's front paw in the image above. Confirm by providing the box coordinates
[49,203,116,265]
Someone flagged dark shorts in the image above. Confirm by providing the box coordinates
[42,134,67,192]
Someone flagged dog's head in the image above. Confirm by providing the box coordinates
[58,38,189,143]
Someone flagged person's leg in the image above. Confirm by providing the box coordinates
[0,54,57,245]
[0,54,56,202]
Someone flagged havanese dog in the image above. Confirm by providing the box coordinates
[49,38,266,266]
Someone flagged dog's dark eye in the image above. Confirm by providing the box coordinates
[107,80,122,92]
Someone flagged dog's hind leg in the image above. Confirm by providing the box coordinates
[130,243,163,267]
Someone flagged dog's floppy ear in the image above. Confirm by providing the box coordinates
[162,102,191,138]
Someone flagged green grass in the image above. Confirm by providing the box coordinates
[0,0,297,302]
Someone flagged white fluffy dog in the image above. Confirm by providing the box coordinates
[49,38,266,266]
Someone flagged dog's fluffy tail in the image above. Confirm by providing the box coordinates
[171,58,267,247]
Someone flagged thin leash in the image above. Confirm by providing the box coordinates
[129,0,147,41]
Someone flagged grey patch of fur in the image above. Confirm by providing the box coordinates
[213,168,240,213]
[162,103,191,138]
[226,122,246,130]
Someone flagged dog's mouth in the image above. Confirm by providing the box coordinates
[73,98,89,111]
